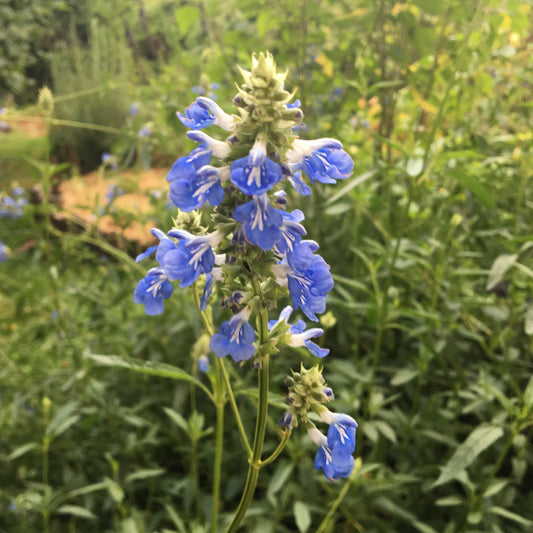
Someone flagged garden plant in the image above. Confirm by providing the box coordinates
[1,1,532,532]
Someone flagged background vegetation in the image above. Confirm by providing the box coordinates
[1,0,532,532]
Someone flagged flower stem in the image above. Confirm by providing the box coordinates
[225,297,271,532]
[225,352,270,533]
[259,430,292,467]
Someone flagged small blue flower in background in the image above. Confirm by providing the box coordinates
[130,102,140,116]
[308,427,355,480]
[269,305,329,358]
[138,126,151,138]
[101,152,112,162]
[210,309,256,362]
[105,184,124,204]
[198,355,209,373]
[233,194,284,251]
[0,241,8,262]
[12,187,25,197]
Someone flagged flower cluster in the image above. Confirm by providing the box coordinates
[1,187,27,219]
[134,52,357,480]
[280,365,357,480]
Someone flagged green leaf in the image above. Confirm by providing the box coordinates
[486,254,517,291]
[435,496,464,507]
[46,401,80,439]
[124,468,165,485]
[489,506,533,527]
[293,501,311,533]
[267,461,293,496]
[164,407,189,433]
[104,477,124,503]
[174,6,198,36]
[256,12,277,38]
[390,367,418,386]
[86,354,211,397]
[432,425,504,487]
[7,442,38,461]
[525,303,533,336]
[523,375,533,410]
[449,170,496,209]
[57,505,96,520]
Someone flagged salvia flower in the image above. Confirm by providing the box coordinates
[210,308,256,362]
[308,427,355,481]
[133,267,173,316]
[269,305,329,358]
[233,194,284,251]
[165,229,223,287]
[230,134,282,195]
[178,100,215,129]
[287,138,353,185]
[320,409,358,454]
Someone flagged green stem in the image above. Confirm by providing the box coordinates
[225,292,270,533]
[190,284,251,455]
[225,352,270,533]
[211,396,225,533]
[218,358,252,457]
[259,431,292,467]
[315,464,359,533]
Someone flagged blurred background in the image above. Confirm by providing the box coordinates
[1,0,532,532]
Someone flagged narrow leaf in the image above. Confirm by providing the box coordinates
[57,505,96,520]
[432,425,504,487]
[7,442,38,461]
[294,501,311,532]
[124,468,165,485]
[449,170,495,208]
[86,354,211,398]
[486,254,517,291]
[489,506,533,527]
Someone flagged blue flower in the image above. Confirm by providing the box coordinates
[320,410,358,454]
[178,100,215,129]
[169,158,226,211]
[233,194,284,251]
[165,229,223,287]
[308,427,355,481]
[276,209,307,255]
[230,134,282,195]
[134,229,177,315]
[287,171,312,196]
[138,126,152,138]
[198,355,209,373]
[322,387,335,401]
[268,305,329,358]
[200,267,223,311]
[278,411,294,430]
[273,241,333,322]
[133,267,174,316]
[0,241,8,262]
[287,138,353,185]
[101,152,112,162]
[210,309,256,362]
[130,102,140,116]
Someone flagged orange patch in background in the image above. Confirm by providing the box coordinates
[58,168,169,245]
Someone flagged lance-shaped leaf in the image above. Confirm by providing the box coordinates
[432,425,504,487]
